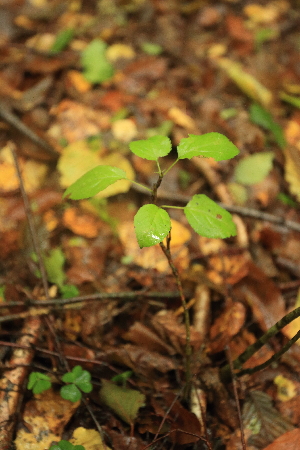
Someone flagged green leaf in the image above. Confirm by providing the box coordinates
[250,103,286,149]
[60,284,79,299]
[99,379,145,426]
[27,372,51,395]
[111,371,133,386]
[44,248,65,289]
[81,39,114,84]
[140,42,163,55]
[134,204,171,248]
[184,194,237,239]
[49,440,85,450]
[177,133,240,161]
[63,165,127,200]
[60,384,82,402]
[234,151,274,185]
[280,91,300,109]
[62,366,93,394]
[50,28,75,54]
[129,136,172,161]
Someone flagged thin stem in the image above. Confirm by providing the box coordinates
[220,306,300,382]
[130,180,152,193]
[159,241,192,392]
[161,205,184,210]
[10,143,50,301]
[156,159,162,176]
[163,158,179,176]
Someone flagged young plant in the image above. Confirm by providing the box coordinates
[27,365,93,403]
[27,372,52,394]
[60,365,93,402]
[64,133,240,386]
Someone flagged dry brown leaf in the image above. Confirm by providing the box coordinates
[152,310,202,353]
[262,428,300,450]
[234,262,285,331]
[209,302,246,353]
[66,70,92,93]
[63,207,101,238]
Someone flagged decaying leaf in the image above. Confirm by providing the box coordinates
[243,390,294,448]
[99,380,145,426]
[15,390,79,450]
[263,428,300,450]
[209,301,246,353]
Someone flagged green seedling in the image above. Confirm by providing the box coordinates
[64,133,239,245]
[28,366,92,403]
[27,372,52,395]
[64,133,240,388]
[60,365,93,402]
[111,370,133,388]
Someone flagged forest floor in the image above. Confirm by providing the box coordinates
[1,1,300,449]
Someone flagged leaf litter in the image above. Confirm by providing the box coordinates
[0,1,300,449]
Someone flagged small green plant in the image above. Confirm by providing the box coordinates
[49,440,85,450]
[64,133,239,242]
[111,370,133,388]
[64,133,240,387]
[27,365,92,403]
[27,372,52,394]
[60,365,93,402]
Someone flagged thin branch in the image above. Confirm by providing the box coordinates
[131,183,300,233]
[10,142,50,301]
[226,346,246,450]
[220,306,300,382]
[0,105,58,158]
[236,330,300,377]
[0,290,183,309]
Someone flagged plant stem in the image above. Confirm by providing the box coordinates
[220,306,300,382]
[130,180,152,192]
[161,205,184,210]
[150,171,192,392]
[163,158,179,176]
[159,241,192,391]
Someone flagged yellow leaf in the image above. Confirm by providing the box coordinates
[58,140,135,198]
[70,427,111,450]
[284,120,300,201]
[14,389,79,450]
[111,119,138,142]
[244,2,289,25]
[274,375,297,401]
[168,107,196,131]
[217,57,272,108]
[106,43,136,61]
